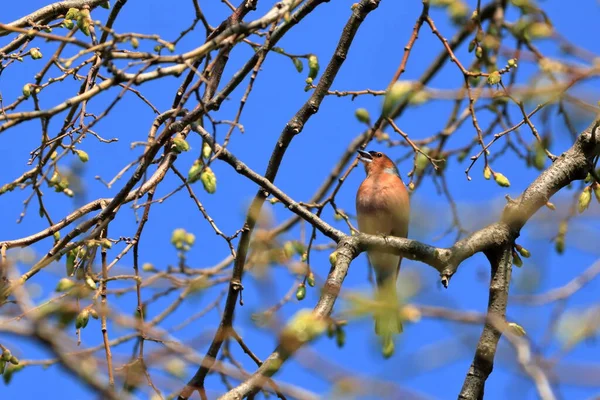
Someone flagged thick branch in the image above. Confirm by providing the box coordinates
[458,243,513,400]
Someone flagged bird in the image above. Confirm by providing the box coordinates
[355,149,410,357]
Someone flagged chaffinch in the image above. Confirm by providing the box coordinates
[356,149,410,357]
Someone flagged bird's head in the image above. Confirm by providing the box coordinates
[357,149,399,176]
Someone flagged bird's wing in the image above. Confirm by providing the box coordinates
[380,174,410,274]
[380,174,410,238]
[356,173,410,282]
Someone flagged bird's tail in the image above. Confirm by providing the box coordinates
[373,271,403,358]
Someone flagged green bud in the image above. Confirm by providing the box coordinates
[66,250,76,276]
[515,244,531,258]
[382,337,394,358]
[53,231,61,241]
[2,364,24,384]
[171,228,187,246]
[512,250,523,267]
[578,187,592,213]
[475,46,483,59]
[165,43,175,53]
[408,182,415,191]
[487,71,501,85]
[508,58,517,68]
[556,222,567,254]
[75,149,89,163]
[507,322,527,336]
[101,1,110,9]
[172,135,190,153]
[188,160,203,183]
[200,167,217,194]
[281,309,328,345]
[415,148,430,174]
[56,278,75,292]
[305,77,313,85]
[30,48,43,60]
[89,308,99,319]
[130,37,139,49]
[558,221,568,235]
[494,172,510,187]
[63,188,74,197]
[165,358,186,379]
[594,183,600,204]
[355,108,370,124]
[335,327,345,348]
[63,19,75,29]
[469,72,481,86]
[448,1,468,23]
[22,84,32,98]
[65,8,80,20]
[327,323,336,338]
[483,166,492,180]
[269,197,279,205]
[85,276,97,290]
[468,40,476,53]
[376,132,390,142]
[49,170,63,188]
[142,263,155,272]
[301,252,307,262]
[202,142,212,159]
[292,241,306,256]
[75,309,90,329]
[292,57,303,73]
[511,0,529,7]
[1,350,11,362]
[283,241,295,259]
[99,238,112,249]
[307,55,319,79]
[184,233,195,246]
[546,202,556,210]
[296,285,306,301]
[307,272,315,287]
[383,81,413,117]
[8,356,19,366]
[77,9,91,36]
[329,251,337,266]
[154,44,162,52]
[528,22,553,39]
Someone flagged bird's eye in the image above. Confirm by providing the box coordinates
[376,152,383,158]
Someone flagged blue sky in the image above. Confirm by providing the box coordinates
[1,1,600,399]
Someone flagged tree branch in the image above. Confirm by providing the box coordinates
[0,0,108,36]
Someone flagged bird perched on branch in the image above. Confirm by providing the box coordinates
[355,149,410,358]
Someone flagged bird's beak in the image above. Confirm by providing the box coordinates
[357,149,373,163]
